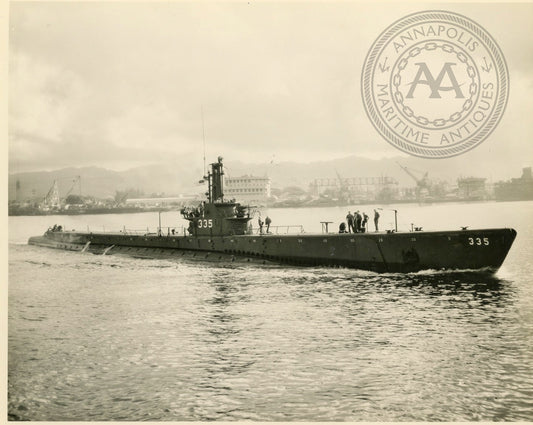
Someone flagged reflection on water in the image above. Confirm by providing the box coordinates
[8,202,533,421]
[392,272,509,298]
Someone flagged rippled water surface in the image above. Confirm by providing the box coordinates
[8,202,533,421]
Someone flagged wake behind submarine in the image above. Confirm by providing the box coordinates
[28,156,516,273]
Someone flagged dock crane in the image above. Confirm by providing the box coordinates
[335,169,352,203]
[64,175,82,197]
[42,180,61,209]
[41,176,82,210]
[396,162,431,198]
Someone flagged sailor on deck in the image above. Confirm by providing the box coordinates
[374,209,380,232]
[355,211,362,232]
[265,216,272,233]
[362,213,369,233]
[346,212,354,233]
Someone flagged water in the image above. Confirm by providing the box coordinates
[8,202,533,421]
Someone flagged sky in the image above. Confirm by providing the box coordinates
[8,1,533,176]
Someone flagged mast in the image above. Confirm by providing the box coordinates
[201,106,206,177]
[207,170,212,203]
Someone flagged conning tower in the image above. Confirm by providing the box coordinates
[181,157,252,237]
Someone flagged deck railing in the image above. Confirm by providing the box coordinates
[86,225,187,236]
[84,224,304,236]
[252,225,305,235]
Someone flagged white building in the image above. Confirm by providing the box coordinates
[224,175,271,205]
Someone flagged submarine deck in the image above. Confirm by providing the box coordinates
[29,227,517,273]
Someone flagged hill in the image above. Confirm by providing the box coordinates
[8,154,523,201]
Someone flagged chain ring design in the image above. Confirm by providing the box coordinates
[361,10,509,158]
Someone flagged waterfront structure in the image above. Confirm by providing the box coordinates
[224,175,271,205]
[457,177,487,201]
[125,196,197,208]
[494,167,533,201]
[309,175,398,202]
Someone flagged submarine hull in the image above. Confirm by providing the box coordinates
[28,228,516,273]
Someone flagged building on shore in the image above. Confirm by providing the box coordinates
[457,177,488,201]
[224,175,271,205]
[309,175,398,203]
[494,167,533,201]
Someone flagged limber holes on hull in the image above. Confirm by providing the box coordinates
[44,241,499,273]
[84,244,316,267]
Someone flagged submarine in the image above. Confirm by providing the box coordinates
[28,156,516,273]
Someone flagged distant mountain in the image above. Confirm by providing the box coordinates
[8,154,526,201]
[8,163,204,201]
[9,167,125,201]
[224,154,511,188]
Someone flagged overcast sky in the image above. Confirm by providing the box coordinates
[8,1,533,174]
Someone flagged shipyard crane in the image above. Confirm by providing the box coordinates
[335,169,352,203]
[396,162,431,198]
[396,162,430,188]
[42,176,83,209]
[42,180,61,209]
[335,170,346,191]
[64,175,81,197]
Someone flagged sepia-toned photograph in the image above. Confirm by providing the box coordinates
[6,1,533,421]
